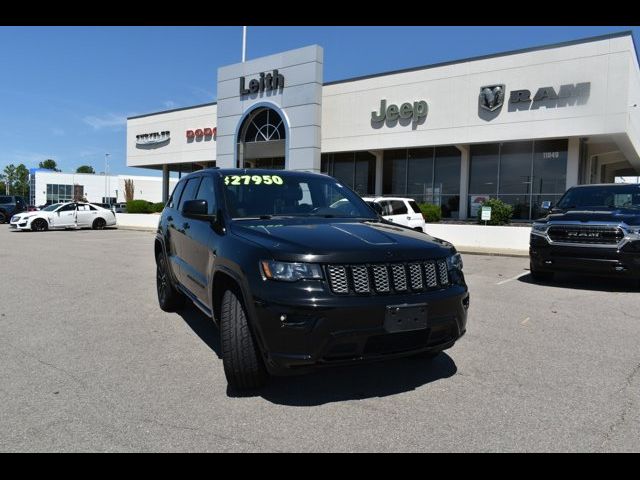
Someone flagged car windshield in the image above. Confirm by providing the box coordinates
[222,172,377,220]
[556,185,640,210]
[41,203,63,212]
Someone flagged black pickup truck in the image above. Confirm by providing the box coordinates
[0,195,27,223]
[530,183,640,283]
[155,168,469,390]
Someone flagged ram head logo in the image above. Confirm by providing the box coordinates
[479,84,505,112]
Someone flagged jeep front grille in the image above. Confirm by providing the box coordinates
[326,261,449,295]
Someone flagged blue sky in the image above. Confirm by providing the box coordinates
[0,26,638,176]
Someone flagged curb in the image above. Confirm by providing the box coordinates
[457,248,529,258]
[114,226,157,233]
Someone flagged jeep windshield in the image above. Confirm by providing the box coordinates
[556,185,640,211]
[222,172,377,220]
[0,196,12,204]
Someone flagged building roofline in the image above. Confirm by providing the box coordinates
[324,30,636,86]
[127,101,217,120]
[125,31,636,120]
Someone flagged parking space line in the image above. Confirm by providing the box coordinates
[496,271,529,285]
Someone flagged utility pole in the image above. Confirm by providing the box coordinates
[104,153,110,204]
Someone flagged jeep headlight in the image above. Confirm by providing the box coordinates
[532,222,548,234]
[446,253,463,271]
[260,260,323,282]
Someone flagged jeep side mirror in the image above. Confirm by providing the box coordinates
[183,199,210,218]
[541,201,552,210]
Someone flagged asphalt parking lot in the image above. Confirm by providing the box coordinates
[0,226,638,452]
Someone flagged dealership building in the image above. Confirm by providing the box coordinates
[29,169,177,206]
[126,31,640,220]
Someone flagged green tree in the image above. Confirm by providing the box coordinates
[2,164,17,194]
[39,159,61,172]
[76,165,95,174]
[13,164,30,198]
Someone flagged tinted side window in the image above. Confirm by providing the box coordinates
[196,176,217,215]
[408,200,422,214]
[58,203,76,212]
[168,180,187,210]
[178,178,201,212]
[390,200,408,215]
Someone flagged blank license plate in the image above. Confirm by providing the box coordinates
[384,303,428,333]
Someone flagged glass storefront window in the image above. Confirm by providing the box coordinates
[407,147,433,204]
[499,141,533,195]
[533,139,568,194]
[469,144,499,195]
[322,151,376,196]
[354,151,375,195]
[383,146,461,218]
[45,183,75,204]
[383,149,407,196]
[468,139,568,220]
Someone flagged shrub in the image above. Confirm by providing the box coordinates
[126,200,153,214]
[152,202,165,213]
[476,198,513,225]
[418,203,441,223]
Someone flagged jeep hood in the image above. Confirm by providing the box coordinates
[230,218,453,263]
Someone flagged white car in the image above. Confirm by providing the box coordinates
[362,196,426,232]
[9,202,117,231]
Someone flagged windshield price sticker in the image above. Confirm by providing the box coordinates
[224,174,284,186]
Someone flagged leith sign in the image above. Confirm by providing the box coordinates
[239,70,285,95]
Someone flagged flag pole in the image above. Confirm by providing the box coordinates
[242,26,247,62]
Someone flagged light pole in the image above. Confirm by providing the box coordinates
[104,153,110,204]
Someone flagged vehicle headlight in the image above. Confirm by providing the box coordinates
[532,222,548,234]
[260,260,323,282]
[446,253,463,271]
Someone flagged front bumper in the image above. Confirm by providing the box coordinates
[9,219,29,230]
[530,233,640,279]
[249,283,469,375]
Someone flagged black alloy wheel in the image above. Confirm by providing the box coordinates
[31,219,48,231]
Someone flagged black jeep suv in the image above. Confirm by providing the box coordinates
[0,195,27,223]
[530,183,640,283]
[155,169,469,389]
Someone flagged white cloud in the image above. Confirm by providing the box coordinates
[83,113,127,130]
[190,86,215,101]
[163,100,177,109]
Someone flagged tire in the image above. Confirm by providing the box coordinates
[31,218,48,232]
[0,212,5,224]
[156,253,185,312]
[92,218,106,230]
[220,288,268,390]
[530,262,554,282]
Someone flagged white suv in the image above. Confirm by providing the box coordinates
[363,197,426,232]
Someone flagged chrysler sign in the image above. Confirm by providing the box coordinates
[136,131,170,147]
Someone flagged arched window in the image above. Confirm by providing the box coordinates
[239,107,286,143]
[237,107,286,169]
